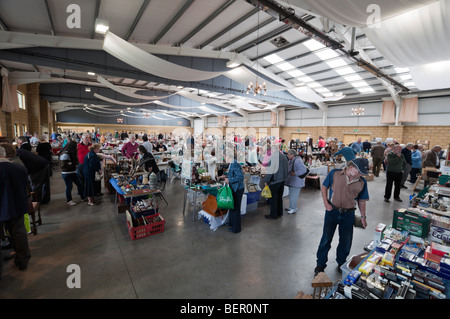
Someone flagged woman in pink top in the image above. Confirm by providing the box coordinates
[121,136,139,159]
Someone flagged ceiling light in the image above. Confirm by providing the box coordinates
[87,72,96,76]
[263,54,283,64]
[304,39,326,51]
[399,74,412,81]
[316,49,339,60]
[404,81,416,87]
[395,67,409,74]
[358,87,375,94]
[277,62,294,71]
[287,70,304,77]
[298,76,314,83]
[336,67,356,76]
[307,82,322,88]
[344,74,363,82]
[326,59,348,69]
[315,87,330,93]
[226,59,241,68]
[95,18,109,34]
[350,81,369,88]
[85,87,91,92]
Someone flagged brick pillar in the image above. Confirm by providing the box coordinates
[27,83,41,135]
[387,125,405,144]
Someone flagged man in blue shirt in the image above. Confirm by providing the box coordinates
[351,137,363,154]
[314,158,369,277]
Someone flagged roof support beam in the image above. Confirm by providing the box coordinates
[151,0,194,44]
[177,0,236,46]
[43,0,56,36]
[235,24,291,53]
[125,0,151,41]
[91,0,102,39]
[197,7,258,49]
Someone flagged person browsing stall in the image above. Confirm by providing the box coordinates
[285,149,308,214]
[314,158,369,277]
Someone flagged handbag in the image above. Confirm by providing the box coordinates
[294,158,309,179]
[216,184,234,209]
[261,185,272,199]
[95,171,103,181]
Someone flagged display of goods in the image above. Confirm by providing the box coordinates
[393,209,431,238]
[127,213,165,240]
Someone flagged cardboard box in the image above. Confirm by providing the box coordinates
[365,173,374,181]
[393,209,431,238]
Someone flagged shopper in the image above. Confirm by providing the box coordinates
[400,143,413,188]
[314,158,369,277]
[285,149,307,214]
[77,133,91,184]
[17,136,32,151]
[384,145,407,203]
[264,148,289,219]
[122,135,139,159]
[60,141,85,205]
[223,158,245,233]
[371,141,386,177]
[422,145,442,169]
[351,137,363,154]
[141,135,153,154]
[83,144,102,206]
[409,144,422,184]
[138,145,159,175]
[0,146,31,276]
[333,145,357,161]
[16,148,51,204]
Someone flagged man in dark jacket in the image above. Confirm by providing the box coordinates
[0,146,31,276]
[400,143,413,188]
[16,148,51,204]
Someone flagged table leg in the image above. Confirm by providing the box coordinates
[182,188,187,216]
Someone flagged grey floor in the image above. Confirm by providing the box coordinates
[0,167,410,299]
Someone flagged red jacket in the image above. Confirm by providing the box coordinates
[77,142,90,164]
[122,142,139,159]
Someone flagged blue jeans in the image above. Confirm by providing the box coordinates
[316,208,355,268]
[288,186,301,212]
[62,173,85,202]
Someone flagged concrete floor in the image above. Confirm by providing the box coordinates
[0,167,410,299]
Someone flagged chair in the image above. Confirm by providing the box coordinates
[168,160,181,183]
[27,192,41,235]
[311,272,333,299]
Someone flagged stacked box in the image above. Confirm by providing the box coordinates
[393,209,431,238]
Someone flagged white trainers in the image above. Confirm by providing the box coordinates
[287,209,296,214]
[67,200,77,206]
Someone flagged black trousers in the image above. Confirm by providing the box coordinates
[268,181,285,219]
[384,171,403,200]
[0,215,31,277]
[229,188,244,233]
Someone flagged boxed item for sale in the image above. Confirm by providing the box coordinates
[425,246,442,264]
[374,223,386,246]
[367,251,383,264]
[344,270,361,286]
[393,209,431,238]
[359,260,375,275]
[381,252,395,267]
[430,225,450,244]
[431,241,450,257]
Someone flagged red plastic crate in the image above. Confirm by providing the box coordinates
[127,213,165,240]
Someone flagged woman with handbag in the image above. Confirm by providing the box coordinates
[285,149,308,214]
[222,158,245,233]
[83,143,102,206]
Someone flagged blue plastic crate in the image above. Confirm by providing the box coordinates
[246,191,261,204]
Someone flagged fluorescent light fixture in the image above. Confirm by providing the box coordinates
[298,76,314,83]
[358,87,375,94]
[316,49,339,60]
[307,82,322,88]
[399,74,412,81]
[350,81,370,88]
[344,74,363,82]
[85,87,91,92]
[315,87,330,93]
[303,39,325,51]
[277,62,294,71]
[95,18,109,34]
[87,71,96,76]
[336,67,356,76]
[326,59,348,69]
[395,67,409,74]
[264,54,283,64]
[322,92,335,97]
[226,59,241,68]
[287,69,304,77]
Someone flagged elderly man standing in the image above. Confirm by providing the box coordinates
[384,145,407,202]
[400,143,413,189]
[371,141,386,177]
[351,137,363,154]
[285,149,308,214]
[122,135,139,159]
[314,158,369,276]
[0,146,31,276]
[422,145,442,169]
